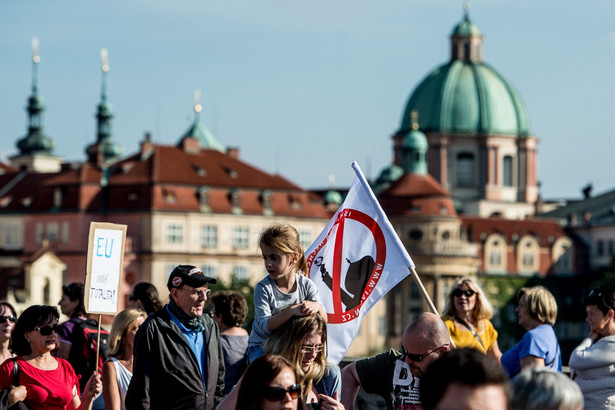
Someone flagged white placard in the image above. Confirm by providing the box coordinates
[85,222,127,314]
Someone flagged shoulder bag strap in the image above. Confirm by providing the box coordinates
[456,317,485,349]
[12,357,19,386]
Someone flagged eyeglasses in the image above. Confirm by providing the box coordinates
[34,324,62,336]
[178,288,211,298]
[0,315,16,324]
[402,344,448,363]
[263,383,301,402]
[300,344,324,354]
[453,288,476,298]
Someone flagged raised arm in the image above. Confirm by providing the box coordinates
[341,362,361,410]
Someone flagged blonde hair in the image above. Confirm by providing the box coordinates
[259,224,307,275]
[263,314,327,394]
[108,308,147,357]
[518,286,557,326]
[443,277,494,329]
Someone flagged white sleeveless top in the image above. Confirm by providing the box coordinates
[111,357,133,410]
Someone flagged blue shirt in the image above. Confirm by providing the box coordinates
[167,306,207,387]
[501,324,562,378]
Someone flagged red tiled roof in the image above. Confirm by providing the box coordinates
[461,216,568,247]
[0,143,329,218]
[378,173,457,217]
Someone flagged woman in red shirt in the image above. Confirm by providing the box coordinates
[0,305,101,410]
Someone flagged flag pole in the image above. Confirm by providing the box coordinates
[408,266,438,315]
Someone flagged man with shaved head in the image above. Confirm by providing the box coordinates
[341,312,451,410]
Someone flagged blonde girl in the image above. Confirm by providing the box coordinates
[101,308,147,410]
[247,224,326,364]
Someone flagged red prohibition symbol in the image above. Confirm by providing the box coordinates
[307,208,387,324]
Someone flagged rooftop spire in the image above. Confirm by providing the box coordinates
[86,48,122,166]
[178,89,225,152]
[15,37,54,156]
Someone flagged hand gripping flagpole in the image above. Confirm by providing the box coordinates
[351,162,439,316]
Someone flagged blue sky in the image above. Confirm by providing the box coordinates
[2,1,614,200]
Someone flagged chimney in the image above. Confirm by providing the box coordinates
[140,132,154,160]
[226,147,239,159]
[181,136,200,154]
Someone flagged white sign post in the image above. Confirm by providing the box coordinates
[84,222,127,372]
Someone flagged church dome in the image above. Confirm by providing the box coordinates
[398,15,530,137]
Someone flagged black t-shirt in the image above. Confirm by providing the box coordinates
[355,349,422,410]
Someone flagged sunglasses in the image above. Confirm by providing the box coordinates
[402,344,448,363]
[0,315,16,324]
[264,383,301,402]
[453,289,476,298]
[34,324,62,336]
[300,344,324,354]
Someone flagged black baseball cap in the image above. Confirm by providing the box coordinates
[167,265,216,290]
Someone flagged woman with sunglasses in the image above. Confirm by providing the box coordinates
[218,314,343,409]
[442,277,502,361]
[0,302,17,363]
[569,285,615,409]
[501,286,561,378]
[236,354,307,410]
[0,305,102,409]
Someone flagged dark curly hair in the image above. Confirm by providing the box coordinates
[210,290,248,328]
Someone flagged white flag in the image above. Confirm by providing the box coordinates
[305,161,414,364]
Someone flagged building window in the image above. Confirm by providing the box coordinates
[456,153,475,187]
[61,222,69,243]
[4,223,20,247]
[485,236,507,274]
[298,228,312,251]
[233,226,249,249]
[36,223,43,244]
[165,223,183,244]
[47,223,59,242]
[489,249,502,266]
[597,240,604,256]
[609,240,615,256]
[202,265,217,279]
[201,225,217,248]
[518,237,538,274]
[233,266,249,282]
[503,156,513,187]
[165,264,176,279]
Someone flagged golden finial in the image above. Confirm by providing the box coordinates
[32,37,40,64]
[194,89,202,113]
[101,48,109,72]
[410,110,419,130]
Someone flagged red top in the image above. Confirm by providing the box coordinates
[0,356,79,410]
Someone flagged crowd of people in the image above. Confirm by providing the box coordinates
[0,223,611,409]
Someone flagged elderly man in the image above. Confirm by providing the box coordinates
[126,265,225,410]
[341,312,451,410]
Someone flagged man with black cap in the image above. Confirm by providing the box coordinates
[126,265,225,410]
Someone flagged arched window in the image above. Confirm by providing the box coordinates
[485,235,507,274]
[518,236,539,275]
[456,153,475,187]
[503,156,513,187]
[552,238,574,274]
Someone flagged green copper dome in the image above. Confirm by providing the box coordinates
[181,117,224,152]
[399,15,530,137]
[452,15,482,37]
[324,189,343,206]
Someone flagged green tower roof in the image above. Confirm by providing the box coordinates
[399,13,530,137]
